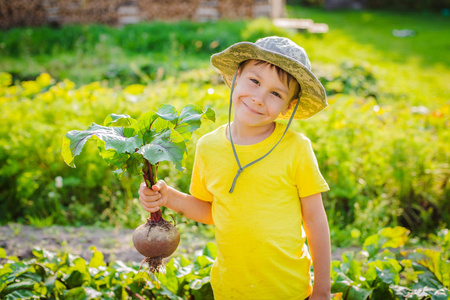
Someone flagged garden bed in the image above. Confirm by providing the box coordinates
[0,224,212,264]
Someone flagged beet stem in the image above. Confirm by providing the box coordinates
[143,159,163,222]
[150,211,162,222]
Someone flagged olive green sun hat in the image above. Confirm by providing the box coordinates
[211,36,327,120]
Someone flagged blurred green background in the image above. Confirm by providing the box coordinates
[0,4,449,248]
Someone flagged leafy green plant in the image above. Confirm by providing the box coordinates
[2,227,448,299]
[317,61,379,99]
[0,243,216,299]
[330,226,450,300]
[62,104,214,217]
[62,104,214,272]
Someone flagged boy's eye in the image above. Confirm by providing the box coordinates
[250,78,259,85]
[271,91,282,99]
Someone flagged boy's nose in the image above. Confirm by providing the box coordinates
[251,91,265,106]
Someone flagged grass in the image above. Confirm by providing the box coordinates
[286,6,450,106]
[1,7,448,108]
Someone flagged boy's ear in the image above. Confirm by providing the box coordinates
[282,99,297,115]
[233,69,241,88]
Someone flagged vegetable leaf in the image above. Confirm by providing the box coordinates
[62,104,214,181]
[138,129,186,171]
[175,105,216,140]
[62,124,141,168]
[103,113,137,127]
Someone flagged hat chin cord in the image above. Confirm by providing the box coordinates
[227,70,301,193]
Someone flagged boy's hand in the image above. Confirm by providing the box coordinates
[138,180,169,212]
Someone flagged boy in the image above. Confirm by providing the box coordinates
[139,36,331,300]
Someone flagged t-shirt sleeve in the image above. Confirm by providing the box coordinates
[189,141,214,202]
[296,136,329,198]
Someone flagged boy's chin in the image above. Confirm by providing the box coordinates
[235,119,276,129]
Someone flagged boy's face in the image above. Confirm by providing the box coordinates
[232,60,296,129]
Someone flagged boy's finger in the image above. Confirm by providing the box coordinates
[140,182,158,196]
[152,180,166,192]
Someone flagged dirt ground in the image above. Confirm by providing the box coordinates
[0,224,352,264]
[0,224,144,263]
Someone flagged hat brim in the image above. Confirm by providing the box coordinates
[211,42,327,120]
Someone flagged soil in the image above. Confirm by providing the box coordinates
[0,224,354,264]
[0,224,143,263]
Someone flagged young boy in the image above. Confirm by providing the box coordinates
[139,36,331,300]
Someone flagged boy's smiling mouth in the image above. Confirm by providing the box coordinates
[242,101,264,115]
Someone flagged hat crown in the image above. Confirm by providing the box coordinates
[255,36,311,70]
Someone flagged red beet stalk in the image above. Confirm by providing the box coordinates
[143,159,162,222]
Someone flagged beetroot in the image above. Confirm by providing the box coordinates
[133,211,180,273]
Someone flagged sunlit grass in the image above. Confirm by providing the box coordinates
[287,6,450,106]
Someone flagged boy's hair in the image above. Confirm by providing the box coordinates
[238,59,301,102]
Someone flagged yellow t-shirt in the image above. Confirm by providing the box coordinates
[189,122,329,300]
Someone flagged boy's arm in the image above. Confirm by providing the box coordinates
[139,181,214,225]
[301,193,331,300]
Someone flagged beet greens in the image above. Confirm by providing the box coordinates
[62,104,214,271]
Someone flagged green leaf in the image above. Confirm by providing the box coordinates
[0,72,12,87]
[124,153,144,175]
[132,111,159,140]
[407,287,449,300]
[43,275,56,295]
[190,276,211,290]
[379,227,410,249]
[370,281,394,300]
[84,287,103,299]
[103,114,137,127]
[363,226,410,259]
[137,105,179,138]
[155,104,179,122]
[190,283,214,300]
[0,248,6,258]
[3,290,38,300]
[341,252,362,282]
[175,105,215,140]
[2,263,31,284]
[65,271,87,288]
[390,285,411,299]
[97,140,131,168]
[63,286,87,298]
[347,285,373,300]
[32,263,47,281]
[88,246,106,268]
[363,233,384,259]
[195,255,213,270]
[156,259,179,295]
[112,261,136,274]
[365,260,401,285]
[62,123,141,167]
[412,262,443,290]
[3,279,36,291]
[331,273,352,294]
[409,249,450,289]
[138,129,186,171]
[203,242,217,260]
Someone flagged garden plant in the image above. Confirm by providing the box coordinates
[1,226,448,299]
[62,104,215,272]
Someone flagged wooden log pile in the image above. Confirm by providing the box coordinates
[0,0,274,30]
[55,0,121,26]
[218,0,254,19]
[0,0,47,30]
[138,0,201,21]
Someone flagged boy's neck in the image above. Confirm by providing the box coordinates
[227,121,276,145]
